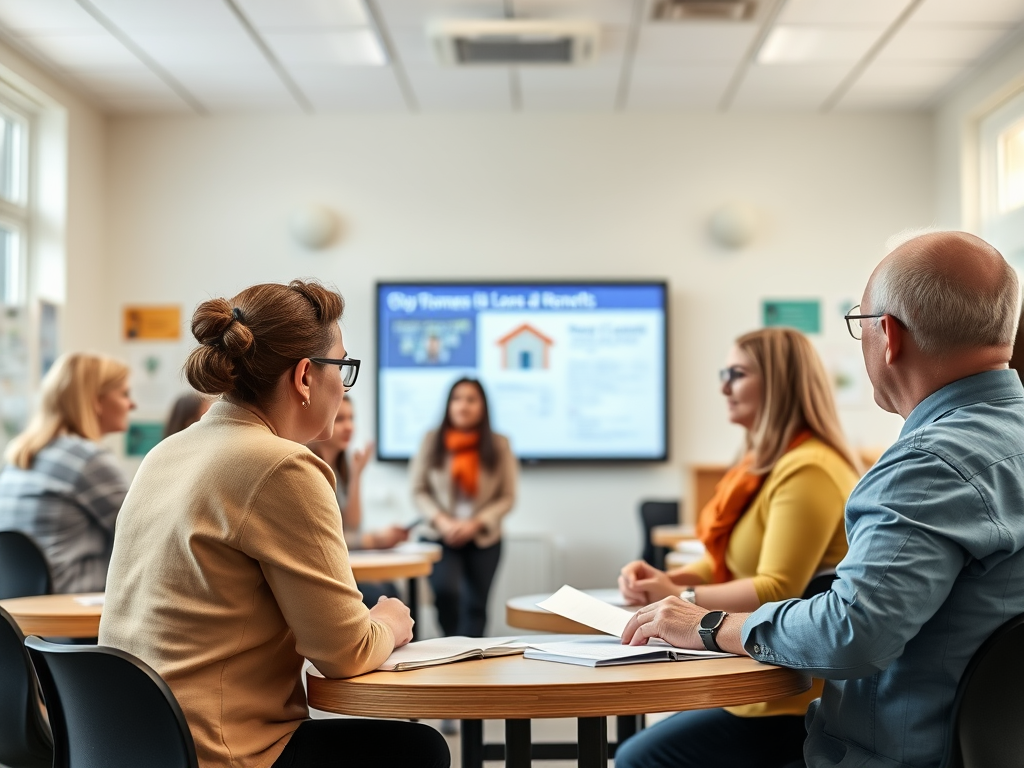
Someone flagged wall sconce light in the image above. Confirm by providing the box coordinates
[708,202,758,249]
[289,204,339,250]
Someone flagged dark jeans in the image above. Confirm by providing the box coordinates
[271,719,449,768]
[615,708,807,768]
[428,539,501,637]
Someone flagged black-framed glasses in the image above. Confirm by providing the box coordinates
[719,366,747,385]
[310,357,361,388]
[844,305,886,341]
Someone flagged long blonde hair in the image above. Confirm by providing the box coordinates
[736,328,860,475]
[4,352,131,469]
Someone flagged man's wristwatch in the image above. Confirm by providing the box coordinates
[679,587,697,604]
[698,610,729,652]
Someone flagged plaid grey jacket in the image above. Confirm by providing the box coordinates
[0,434,128,593]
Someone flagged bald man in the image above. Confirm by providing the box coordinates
[618,232,1024,768]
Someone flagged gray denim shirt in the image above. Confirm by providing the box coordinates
[743,369,1024,768]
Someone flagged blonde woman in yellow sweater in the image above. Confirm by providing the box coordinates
[617,327,860,768]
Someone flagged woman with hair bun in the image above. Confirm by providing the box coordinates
[0,352,133,593]
[99,280,449,768]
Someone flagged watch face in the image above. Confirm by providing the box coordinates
[700,611,725,630]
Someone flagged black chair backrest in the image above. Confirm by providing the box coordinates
[25,637,200,768]
[801,571,837,600]
[0,607,53,768]
[639,500,680,568]
[0,531,53,599]
[942,612,1024,768]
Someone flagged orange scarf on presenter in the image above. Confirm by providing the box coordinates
[445,429,480,498]
[697,429,813,583]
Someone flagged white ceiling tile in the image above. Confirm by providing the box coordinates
[627,65,734,110]
[0,0,98,33]
[101,96,193,114]
[89,0,239,33]
[758,26,882,63]
[377,0,502,28]
[834,90,931,111]
[72,64,174,96]
[511,0,633,24]
[264,30,387,66]
[18,33,139,68]
[911,0,1024,25]
[518,65,617,101]
[405,68,511,111]
[288,67,407,110]
[235,0,369,29]
[778,0,915,26]
[731,63,850,108]
[877,26,1011,63]
[851,62,962,92]
[129,32,268,68]
[635,23,758,63]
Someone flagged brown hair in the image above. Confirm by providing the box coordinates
[4,352,131,469]
[736,327,860,475]
[185,280,344,406]
[430,378,498,471]
[163,391,209,439]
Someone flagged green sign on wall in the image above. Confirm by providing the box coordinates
[126,422,164,457]
[762,300,821,334]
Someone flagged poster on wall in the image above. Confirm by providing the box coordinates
[762,299,821,334]
[123,305,182,341]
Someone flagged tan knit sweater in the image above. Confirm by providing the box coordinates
[99,401,395,768]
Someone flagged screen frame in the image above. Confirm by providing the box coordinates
[374,279,670,465]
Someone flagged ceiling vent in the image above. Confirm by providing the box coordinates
[430,19,599,66]
[651,0,757,21]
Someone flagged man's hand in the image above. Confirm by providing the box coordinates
[621,596,707,648]
[619,560,679,605]
[369,596,414,647]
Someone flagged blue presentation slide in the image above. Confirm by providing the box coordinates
[377,283,667,461]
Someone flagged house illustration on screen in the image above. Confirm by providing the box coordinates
[496,324,555,370]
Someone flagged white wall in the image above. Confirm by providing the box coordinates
[98,112,929,590]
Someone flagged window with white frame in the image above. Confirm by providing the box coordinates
[979,89,1024,267]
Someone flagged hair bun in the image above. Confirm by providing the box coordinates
[191,297,254,357]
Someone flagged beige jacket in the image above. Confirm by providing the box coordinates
[410,430,517,548]
[99,401,394,768]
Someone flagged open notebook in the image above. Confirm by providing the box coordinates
[378,636,528,671]
[522,585,732,667]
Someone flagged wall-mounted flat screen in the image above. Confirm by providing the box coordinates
[376,281,668,462]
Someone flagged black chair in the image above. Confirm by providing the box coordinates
[25,637,200,768]
[0,607,53,768]
[941,612,1024,768]
[801,570,837,599]
[0,530,53,599]
[639,500,679,569]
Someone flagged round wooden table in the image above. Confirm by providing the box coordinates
[651,524,698,548]
[307,653,810,768]
[0,593,103,637]
[1,550,440,639]
[506,589,641,635]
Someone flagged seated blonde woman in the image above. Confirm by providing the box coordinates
[616,327,860,768]
[0,353,134,593]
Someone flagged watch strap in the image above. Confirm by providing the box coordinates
[698,610,728,653]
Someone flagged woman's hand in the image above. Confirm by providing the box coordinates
[369,596,414,647]
[618,560,682,605]
[371,525,409,550]
[350,441,375,476]
[443,518,482,548]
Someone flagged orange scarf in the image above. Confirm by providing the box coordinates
[697,430,813,583]
[445,429,480,498]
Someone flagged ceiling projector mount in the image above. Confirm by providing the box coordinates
[429,19,599,66]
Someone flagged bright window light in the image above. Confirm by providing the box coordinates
[0,112,25,205]
[0,225,21,305]
[998,119,1024,214]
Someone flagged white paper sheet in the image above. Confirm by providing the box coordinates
[73,594,105,606]
[535,585,635,637]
